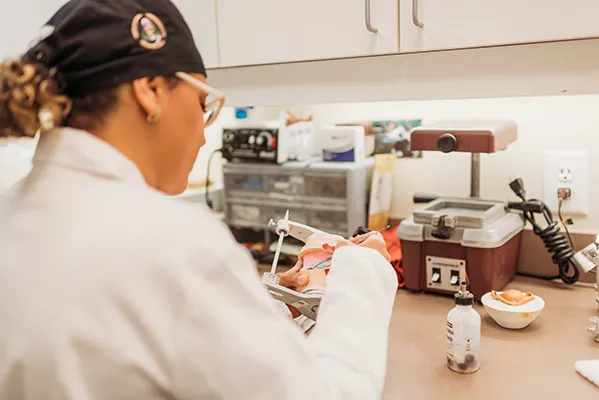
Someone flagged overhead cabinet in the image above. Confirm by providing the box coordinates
[172,0,220,69]
[4,1,599,72]
[400,0,599,52]
[215,0,400,67]
[211,0,599,68]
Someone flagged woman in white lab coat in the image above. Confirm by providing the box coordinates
[0,0,398,399]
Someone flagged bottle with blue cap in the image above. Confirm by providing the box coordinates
[446,281,481,373]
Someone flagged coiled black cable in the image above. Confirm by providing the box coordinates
[507,178,580,284]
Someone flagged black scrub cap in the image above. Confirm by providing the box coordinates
[23,0,206,98]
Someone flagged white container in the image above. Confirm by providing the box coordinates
[320,125,365,163]
[446,283,481,374]
[481,291,545,329]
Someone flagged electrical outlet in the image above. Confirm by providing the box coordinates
[557,168,573,183]
[543,150,589,215]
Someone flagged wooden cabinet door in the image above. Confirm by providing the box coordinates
[217,0,399,67]
[400,0,599,52]
[172,0,220,69]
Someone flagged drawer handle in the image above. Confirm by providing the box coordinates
[365,0,378,33]
[412,0,424,28]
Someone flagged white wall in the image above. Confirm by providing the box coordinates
[294,94,599,232]
[189,93,599,233]
[3,95,598,234]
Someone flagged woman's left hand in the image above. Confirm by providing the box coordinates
[277,261,309,290]
[276,261,310,318]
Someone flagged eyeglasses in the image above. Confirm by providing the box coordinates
[175,71,226,128]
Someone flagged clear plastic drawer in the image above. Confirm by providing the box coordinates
[303,173,347,199]
[227,203,264,228]
[309,210,348,235]
[271,207,309,225]
[224,173,264,192]
[264,172,305,196]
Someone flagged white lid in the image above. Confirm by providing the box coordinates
[396,217,424,241]
[461,212,524,248]
[397,212,524,248]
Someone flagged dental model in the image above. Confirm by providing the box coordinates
[263,215,358,323]
[491,289,535,306]
[264,213,387,326]
[294,232,344,293]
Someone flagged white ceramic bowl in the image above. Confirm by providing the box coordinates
[481,291,545,330]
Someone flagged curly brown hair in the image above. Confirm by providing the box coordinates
[0,57,180,138]
[0,59,71,138]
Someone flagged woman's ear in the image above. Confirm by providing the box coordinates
[131,77,167,120]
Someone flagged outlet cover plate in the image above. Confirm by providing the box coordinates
[543,150,589,215]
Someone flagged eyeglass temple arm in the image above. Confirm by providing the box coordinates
[175,71,226,99]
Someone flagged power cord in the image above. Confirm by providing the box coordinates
[507,177,580,284]
[557,190,597,275]
[205,148,225,209]
[557,189,576,249]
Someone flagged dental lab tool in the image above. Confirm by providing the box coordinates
[262,213,375,321]
[573,234,599,342]
[397,120,525,300]
[268,210,289,276]
[262,212,330,321]
[574,233,599,297]
[221,119,316,165]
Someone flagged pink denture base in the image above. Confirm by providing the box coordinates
[301,251,332,270]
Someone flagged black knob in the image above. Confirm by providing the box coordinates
[437,133,457,153]
[413,193,440,203]
[222,146,234,161]
[256,132,271,149]
[223,131,235,143]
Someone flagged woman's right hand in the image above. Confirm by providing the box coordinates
[332,232,391,262]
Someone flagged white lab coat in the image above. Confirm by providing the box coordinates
[0,127,398,400]
[0,145,32,196]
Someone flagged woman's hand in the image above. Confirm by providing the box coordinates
[326,232,391,262]
[277,261,309,290]
[274,231,391,318]
[276,262,309,319]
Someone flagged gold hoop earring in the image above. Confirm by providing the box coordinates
[146,107,161,124]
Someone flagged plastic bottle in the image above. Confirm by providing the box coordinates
[446,282,481,373]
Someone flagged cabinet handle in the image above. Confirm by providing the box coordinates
[365,0,378,33]
[412,0,424,27]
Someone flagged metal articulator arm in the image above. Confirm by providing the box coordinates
[267,218,329,244]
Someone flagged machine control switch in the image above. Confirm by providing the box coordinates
[450,271,460,286]
[431,268,441,284]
